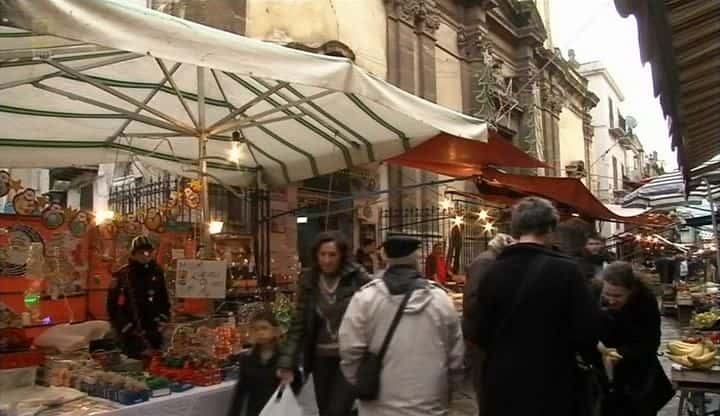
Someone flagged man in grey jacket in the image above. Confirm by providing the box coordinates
[339,234,464,416]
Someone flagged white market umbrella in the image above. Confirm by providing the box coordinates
[0,0,488,190]
[623,155,720,268]
[622,156,720,210]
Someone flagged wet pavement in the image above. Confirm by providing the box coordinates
[450,316,683,415]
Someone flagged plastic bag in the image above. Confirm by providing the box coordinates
[34,321,110,353]
[259,386,302,416]
[297,375,319,416]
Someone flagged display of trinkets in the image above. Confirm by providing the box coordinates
[272,292,294,332]
[214,326,239,360]
[0,302,22,330]
[27,396,119,415]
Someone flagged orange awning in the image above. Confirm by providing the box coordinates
[477,169,669,225]
[387,133,667,226]
[388,132,549,171]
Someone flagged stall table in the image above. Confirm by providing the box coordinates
[672,367,720,415]
[100,381,234,416]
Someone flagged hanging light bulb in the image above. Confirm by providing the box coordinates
[483,222,494,233]
[440,198,453,211]
[208,221,224,235]
[228,130,248,165]
[95,210,115,225]
[452,215,464,227]
[477,210,488,221]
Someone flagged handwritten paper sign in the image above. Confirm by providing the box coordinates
[175,260,227,299]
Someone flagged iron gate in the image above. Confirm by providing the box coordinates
[109,175,272,276]
[378,202,507,274]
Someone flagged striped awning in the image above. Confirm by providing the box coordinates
[0,0,487,187]
[622,156,720,209]
[614,0,720,180]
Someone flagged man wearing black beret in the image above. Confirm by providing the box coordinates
[339,233,464,416]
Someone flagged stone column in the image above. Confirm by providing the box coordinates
[583,102,596,185]
[540,83,564,175]
[384,0,440,213]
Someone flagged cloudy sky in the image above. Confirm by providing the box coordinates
[546,0,676,170]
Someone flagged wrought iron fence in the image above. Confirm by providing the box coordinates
[378,203,509,274]
[109,176,268,233]
[109,175,271,275]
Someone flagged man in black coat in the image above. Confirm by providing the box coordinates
[465,197,601,416]
[107,236,170,358]
[463,233,514,415]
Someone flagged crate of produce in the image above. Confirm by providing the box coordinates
[117,389,151,405]
[170,382,194,393]
[145,376,172,397]
[0,349,44,369]
[191,369,222,386]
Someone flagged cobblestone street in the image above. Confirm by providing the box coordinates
[450,317,683,416]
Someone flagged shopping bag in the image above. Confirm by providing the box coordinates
[297,375,319,416]
[258,386,302,416]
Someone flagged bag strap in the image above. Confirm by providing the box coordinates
[377,281,422,361]
[493,255,548,341]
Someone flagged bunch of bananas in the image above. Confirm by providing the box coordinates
[666,340,718,369]
[691,311,720,329]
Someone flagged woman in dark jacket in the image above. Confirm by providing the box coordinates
[277,231,371,416]
[600,262,675,416]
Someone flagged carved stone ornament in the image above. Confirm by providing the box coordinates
[458,29,488,59]
[395,0,440,32]
[540,84,564,114]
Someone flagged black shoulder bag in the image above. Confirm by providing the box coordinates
[354,282,420,401]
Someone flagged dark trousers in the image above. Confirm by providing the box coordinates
[312,355,355,416]
[468,345,486,416]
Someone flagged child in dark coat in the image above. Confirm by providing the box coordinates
[227,311,301,416]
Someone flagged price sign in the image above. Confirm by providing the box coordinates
[175,260,227,299]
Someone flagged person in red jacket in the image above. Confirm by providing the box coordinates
[425,242,449,284]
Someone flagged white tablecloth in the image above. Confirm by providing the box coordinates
[101,378,320,416]
[101,381,234,416]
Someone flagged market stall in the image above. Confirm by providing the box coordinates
[0,0,492,414]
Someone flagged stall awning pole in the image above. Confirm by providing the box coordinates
[706,176,720,279]
[197,66,211,256]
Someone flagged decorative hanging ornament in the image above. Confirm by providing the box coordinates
[121,213,143,236]
[69,211,92,237]
[183,187,201,209]
[0,170,10,198]
[41,202,66,230]
[189,180,203,193]
[8,179,23,193]
[13,188,39,216]
[143,207,165,232]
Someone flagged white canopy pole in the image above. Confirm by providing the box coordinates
[197,66,211,255]
[705,176,720,280]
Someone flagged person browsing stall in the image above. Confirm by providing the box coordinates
[277,231,370,416]
[339,234,464,416]
[599,262,674,416]
[425,242,450,284]
[227,311,301,416]
[465,197,602,416]
[107,236,170,359]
